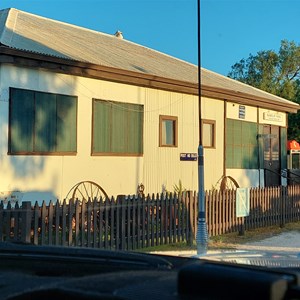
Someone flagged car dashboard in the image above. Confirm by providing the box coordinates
[1,243,300,300]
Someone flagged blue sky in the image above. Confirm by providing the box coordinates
[0,0,299,76]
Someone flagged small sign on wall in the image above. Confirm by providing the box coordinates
[236,188,250,217]
[239,105,245,119]
[180,153,197,161]
[263,112,283,122]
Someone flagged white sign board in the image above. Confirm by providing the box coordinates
[236,188,250,217]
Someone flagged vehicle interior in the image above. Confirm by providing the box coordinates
[1,242,300,300]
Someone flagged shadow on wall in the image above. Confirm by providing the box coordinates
[7,156,46,179]
[0,190,58,206]
[0,30,78,191]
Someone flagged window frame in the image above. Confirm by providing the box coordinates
[92,99,144,156]
[201,119,216,149]
[159,115,178,148]
[8,87,78,156]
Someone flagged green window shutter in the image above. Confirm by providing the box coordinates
[243,122,258,169]
[56,95,77,152]
[225,119,233,168]
[35,92,56,152]
[93,100,111,153]
[10,89,34,152]
[93,100,143,155]
[10,88,77,154]
[241,122,249,168]
[249,123,259,169]
[127,103,143,154]
[233,120,242,146]
[232,120,242,168]
[111,103,127,153]
[233,145,242,168]
[226,118,258,169]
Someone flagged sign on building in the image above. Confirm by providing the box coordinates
[236,188,250,217]
[180,153,197,161]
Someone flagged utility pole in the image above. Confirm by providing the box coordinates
[196,0,208,255]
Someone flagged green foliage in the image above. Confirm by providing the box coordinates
[163,180,187,197]
[173,180,186,196]
[228,40,300,141]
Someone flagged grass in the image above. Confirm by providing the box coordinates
[138,221,300,252]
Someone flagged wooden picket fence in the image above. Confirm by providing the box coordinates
[1,185,300,250]
[0,193,197,250]
[206,185,300,236]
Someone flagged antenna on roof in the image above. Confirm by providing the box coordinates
[114,31,123,39]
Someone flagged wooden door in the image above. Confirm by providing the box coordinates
[263,125,281,186]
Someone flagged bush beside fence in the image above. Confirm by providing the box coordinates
[1,185,300,250]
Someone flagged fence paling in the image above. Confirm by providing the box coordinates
[2,185,300,249]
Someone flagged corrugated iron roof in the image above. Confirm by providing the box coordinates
[0,8,197,83]
[0,8,298,110]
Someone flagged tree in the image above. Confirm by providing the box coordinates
[228,40,300,141]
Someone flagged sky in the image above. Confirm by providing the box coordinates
[0,0,299,76]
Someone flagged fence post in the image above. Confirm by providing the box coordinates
[21,201,32,243]
[280,186,286,228]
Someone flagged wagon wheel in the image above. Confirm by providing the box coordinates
[220,176,239,191]
[66,181,109,202]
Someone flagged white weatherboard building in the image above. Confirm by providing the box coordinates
[0,8,298,203]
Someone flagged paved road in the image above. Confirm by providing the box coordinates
[237,230,300,253]
[151,231,300,256]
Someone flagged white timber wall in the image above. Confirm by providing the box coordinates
[225,102,260,187]
[1,64,219,202]
[225,102,287,188]
[143,89,199,195]
[201,97,224,190]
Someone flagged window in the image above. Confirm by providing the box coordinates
[92,99,143,156]
[226,119,258,169]
[9,88,77,154]
[202,119,215,148]
[159,115,178,147]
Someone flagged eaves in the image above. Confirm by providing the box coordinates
[201,85,299,114]
[0,46,298,114]
[0,46,199,95]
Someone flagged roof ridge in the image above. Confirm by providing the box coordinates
[0,7,117,41]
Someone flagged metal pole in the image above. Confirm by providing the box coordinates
[196,0,208,255]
